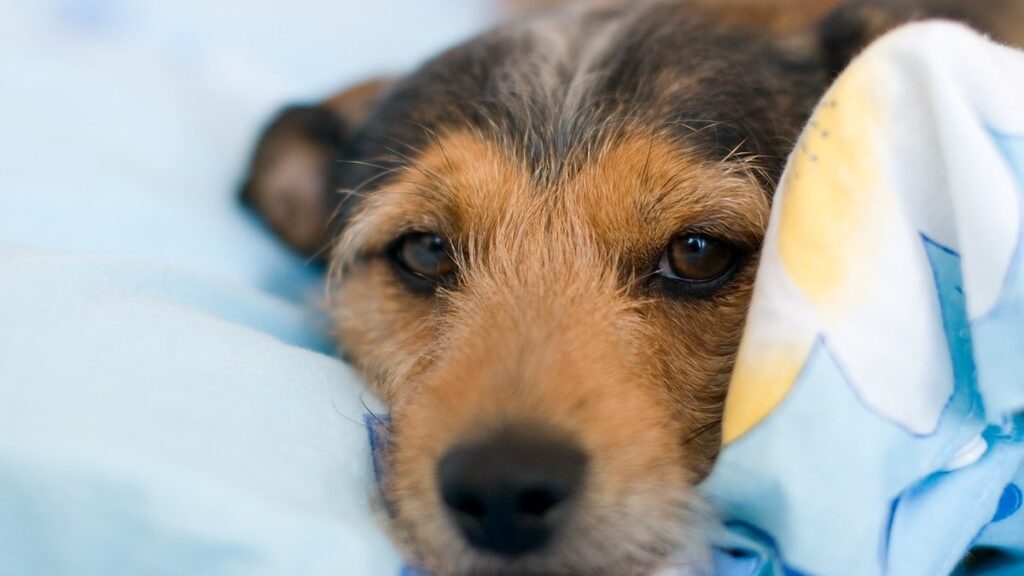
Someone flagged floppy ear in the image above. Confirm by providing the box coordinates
[693,0,846,35]
[817,0,1024,77]
[240,78,393,259]
[816,0,924,76]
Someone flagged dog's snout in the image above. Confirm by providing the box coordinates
[437,429,588,557]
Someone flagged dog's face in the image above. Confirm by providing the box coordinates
[240,0,980,573]
[337,129,770,574]
[326,8,820,572]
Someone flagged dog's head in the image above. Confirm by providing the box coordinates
[239,1,986,573]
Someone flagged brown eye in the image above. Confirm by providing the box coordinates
[658,234,737,287]
[392,232,456,286]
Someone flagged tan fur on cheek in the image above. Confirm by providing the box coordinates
[330,261,440,403]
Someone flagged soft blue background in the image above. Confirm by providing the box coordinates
[0,1,490,574]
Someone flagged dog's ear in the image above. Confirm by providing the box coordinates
[240,78,393,259]
[816,0,925,76]
[694,0,846,35]
[817,0,1024,77]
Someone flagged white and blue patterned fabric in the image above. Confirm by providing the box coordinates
[701,22,1024,576]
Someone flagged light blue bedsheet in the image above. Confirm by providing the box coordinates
[0,1,486,574]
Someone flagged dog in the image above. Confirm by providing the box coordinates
[240,1,1023,574]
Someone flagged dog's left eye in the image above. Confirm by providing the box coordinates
[656,234,738,295]
[390,232,457,288]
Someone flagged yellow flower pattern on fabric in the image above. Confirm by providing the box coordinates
[723,56,891,444]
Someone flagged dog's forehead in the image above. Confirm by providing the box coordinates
[344,1,824,196]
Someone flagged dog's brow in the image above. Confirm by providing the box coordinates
[334,188,452,262]
[564,131,771,252]
[335,130,531,259]
[643,179,770,243]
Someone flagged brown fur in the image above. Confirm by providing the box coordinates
[239,1,1024,573]
[331,129,766,573]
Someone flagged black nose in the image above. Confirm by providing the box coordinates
[437,428,588,557]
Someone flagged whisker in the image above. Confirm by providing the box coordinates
[359,393,389,427]
[681,419,721,447]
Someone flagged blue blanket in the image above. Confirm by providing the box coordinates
[702,22,1024,576]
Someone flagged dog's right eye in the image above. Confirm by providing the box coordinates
[653,233,740,298]
[389,232,457,290]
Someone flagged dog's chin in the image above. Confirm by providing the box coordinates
[382,487,714,576]
[402,534,713,576]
